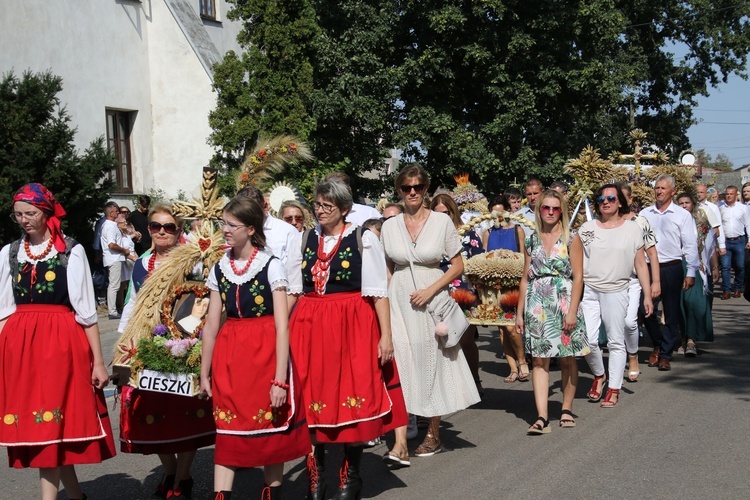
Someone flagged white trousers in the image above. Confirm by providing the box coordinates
[106,261,122,316]
[581,286,629,390]
[624,278,642,355]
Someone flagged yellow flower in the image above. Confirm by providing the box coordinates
[218,411,226,421]
[301,261,307,269]
[341,260,350,269]
[42,411,54,422]
[264,411,273,421]
[558,246,568,258]
[254,295,264,305]
[145,415,155,425]
[3,414,16,425]
[44,270,56,281]
[16,274,21,283]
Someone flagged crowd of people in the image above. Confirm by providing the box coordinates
[0,168,746,499]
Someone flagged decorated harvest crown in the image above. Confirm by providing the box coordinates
[453,173,488,213]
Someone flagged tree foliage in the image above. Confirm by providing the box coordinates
[696,149,735,172]
[209,0,750,198]
[0,70,116,249]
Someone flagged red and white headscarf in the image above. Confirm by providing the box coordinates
[12,183,67,252]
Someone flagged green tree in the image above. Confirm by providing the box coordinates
[0,70,116,249]
[394,0,750,193]
[208,0,320,196]
[209,1,750,197]
[696,149,735,172]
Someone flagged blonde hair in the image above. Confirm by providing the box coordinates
[534,190,570,245]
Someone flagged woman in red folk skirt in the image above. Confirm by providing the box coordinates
[200,196,310,500]
[290,180,408,500]
[0,183,115,500]
[117,204,215,499]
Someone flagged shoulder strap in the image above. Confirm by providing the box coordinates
[58,236,78,269]
[300,228,312,254]
[514,226,521,252]
[9,238,22,283]
[397,222,419,291]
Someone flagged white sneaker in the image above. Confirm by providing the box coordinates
[364,437,382,448]
[406,414,418,440]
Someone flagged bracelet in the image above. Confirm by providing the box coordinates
[271,380,289,390]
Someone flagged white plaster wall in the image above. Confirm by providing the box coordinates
[147,0,217,198]
[1,0,245,199]
[0,0,155,192]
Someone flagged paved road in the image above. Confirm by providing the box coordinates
[3,297,750,499]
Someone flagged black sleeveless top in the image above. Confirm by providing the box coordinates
[11,246,74,308]
[214,257,278,319]
[301,229,364,294]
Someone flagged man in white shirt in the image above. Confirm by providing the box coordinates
[237,186,303,309]
[640,175,700,371]
[514,179,541,237]
[100,201,131,319]
[718,185,750,299]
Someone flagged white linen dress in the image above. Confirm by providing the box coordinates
[381,212,480,417]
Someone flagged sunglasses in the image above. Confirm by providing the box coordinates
[148,221,179,234]
[540,205,562,214]
[399,183,426,194]
[597,195,618,204]
[284,215,304,223]
[119,210,130,215]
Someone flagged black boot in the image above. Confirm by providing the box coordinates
[151,474,175,499]
[306,444,326,500]
[214,492,232,500]
[333,445,363,500]
[261,484,282,499]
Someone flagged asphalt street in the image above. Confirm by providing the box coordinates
[2,296,749,499]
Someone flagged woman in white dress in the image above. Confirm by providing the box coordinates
[381,164,480,457]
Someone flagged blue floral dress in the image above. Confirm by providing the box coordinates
[523,233,589,358]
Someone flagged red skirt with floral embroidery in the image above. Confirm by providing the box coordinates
[212,315,310,467]
[290,292,399,443]
[0,305,116,468]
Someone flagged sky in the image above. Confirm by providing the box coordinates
[687,73,750,169]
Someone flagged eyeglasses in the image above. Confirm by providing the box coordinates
[540,205,562,214]
[597,195,618,204]
[148,222,179,234]
[119,210,130,215]
[10,211,44,224]
[313,202,338,214]
[220,220,247,231]
[399,183,426,194]
[283,215,304,223]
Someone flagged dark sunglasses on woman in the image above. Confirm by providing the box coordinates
[284,215,304,223]
[148,222,178,234]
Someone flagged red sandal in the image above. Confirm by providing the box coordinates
[587,374,606,402]
[600,388,620,408]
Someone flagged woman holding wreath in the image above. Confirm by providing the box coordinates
[289,180,405,500]
[117,204,215,499]
[0,183,115,500]
[381,164,480,456]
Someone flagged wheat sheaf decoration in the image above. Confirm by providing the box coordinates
[173,168,225,221]
[112,223,226,369]
[236,135,313,191]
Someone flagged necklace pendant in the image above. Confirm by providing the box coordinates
[412,241,416,247]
